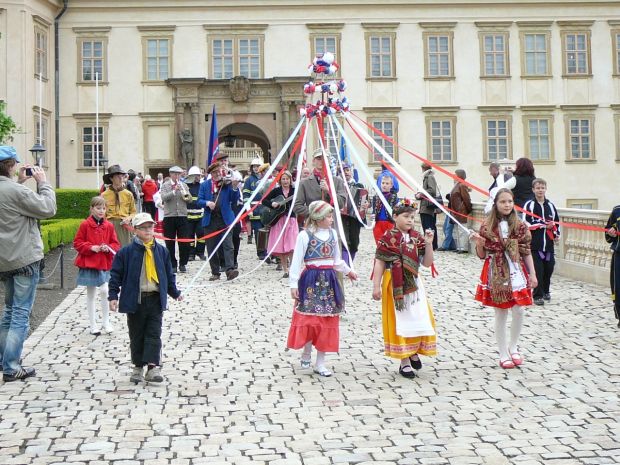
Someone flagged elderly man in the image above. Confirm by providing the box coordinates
[160,165,192,273]
[0,146,56,381]
[293,150,347,222]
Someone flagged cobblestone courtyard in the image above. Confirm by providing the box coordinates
[1,230,619,465]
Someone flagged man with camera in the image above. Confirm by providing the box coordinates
[0,146,56,381]
[160,165,192,273]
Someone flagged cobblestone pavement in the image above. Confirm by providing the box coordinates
[1,229,619,465]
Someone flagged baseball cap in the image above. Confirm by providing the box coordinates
[0,146,21,162]
[132,213,156,228]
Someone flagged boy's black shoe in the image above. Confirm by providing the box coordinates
[534,298,545,306]
[543,293,551,301]
[3,367,36,382]
[179,265,187,273]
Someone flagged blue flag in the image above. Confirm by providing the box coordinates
[207,105,219,166]
[339,135,359,182]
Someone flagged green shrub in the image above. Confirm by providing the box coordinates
[41,218,83,253]
[54,189,99,219]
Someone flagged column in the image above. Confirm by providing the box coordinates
[190,103,199,167]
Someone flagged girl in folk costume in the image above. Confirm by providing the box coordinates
[287,201,358,377]
[372,172,399,244]
[73,196,121,335]
[372,199,437,379]
[261,171,298,278]
[471,188,538,369]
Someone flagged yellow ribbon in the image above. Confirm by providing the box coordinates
[144,240,159,284]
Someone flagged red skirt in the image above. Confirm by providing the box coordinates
[373,220,393,244]
[475,258,533,309]
[286,310,339,353]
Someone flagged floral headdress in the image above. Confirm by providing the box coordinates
[393,197,418,213]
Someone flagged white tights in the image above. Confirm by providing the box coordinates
[494,305,524,361]
[86,283,109,331]
[302,342,327,368]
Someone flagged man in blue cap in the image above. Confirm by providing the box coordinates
[0,146,56,381]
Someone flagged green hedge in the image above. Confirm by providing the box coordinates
[53,189,99,219]
[41,219,83,253]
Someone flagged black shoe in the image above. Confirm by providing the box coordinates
[226,269,239,281]
[436,247,447,251]
[197,255,206,261]
[534,298,545,306]
[543,293,551,301]
[179,265,187,273]
[410,356,422,370]
[247,237,253,245]
[457,250,469,254]
[209,274,221,281]
[283,272,289,279]
[399,365,416,379]
[3,367,36,382]
[265,257,272,265]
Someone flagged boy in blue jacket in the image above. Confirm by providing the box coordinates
[108,213,183,384]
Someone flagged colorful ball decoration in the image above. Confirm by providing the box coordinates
[303,81,316,94]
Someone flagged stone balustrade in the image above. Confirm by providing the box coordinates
[440,203,612,286]
[220,147,264,165]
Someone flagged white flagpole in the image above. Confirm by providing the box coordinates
[95,72,100,189]
[38,75,42,165]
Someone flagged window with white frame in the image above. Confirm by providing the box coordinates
[80,40,104,81]
[322,119,340,156]
[484,118,510,161]
[427,119,454,162]
[613,31,620,75]
[81,126,106,168]
[369,120,396,162]
[368,36,394,78]
[211,37,261,79]
[145,38,170,81]
[526,118,552,160]
[563,32,590,75]
[426,34,451,77]
[523,33,549,76]
[568,118,593,159]
[35,27,48,78]
[314,35,337,59]
[482,33,508,76]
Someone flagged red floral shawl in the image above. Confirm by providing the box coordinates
[375,228,425,310]
[479,221,531,304]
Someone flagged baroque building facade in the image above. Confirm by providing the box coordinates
[1,0,620,208]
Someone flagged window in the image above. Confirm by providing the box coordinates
[145,38,170,80]
[74,27,110,83]
[81,126,106,168]
[368,36,394,78]
[322,118,340,156]
[523,33,549,76]
[612,30,620,75]
[210,36,262,79]
[82,41,104,81]
[481,33,508,77]
[423,116,456,162]
[525,117,553,161]
[567,118,592,159]
[558,22,593,77]
[35,27,48,79]
[483,118,511,161]
[369,120,395,162]
[567,199,598,209]
[425,34,452,77]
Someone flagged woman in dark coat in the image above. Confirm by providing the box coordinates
[511,158,536,208]
[605,205,620,328]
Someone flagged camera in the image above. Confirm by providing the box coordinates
[25,168,33,177]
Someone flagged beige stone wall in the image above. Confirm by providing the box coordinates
[0,1,60,185]
[34,1,620,207]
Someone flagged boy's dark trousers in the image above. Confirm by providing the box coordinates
[532,251,555,299]
[127,293,163,367]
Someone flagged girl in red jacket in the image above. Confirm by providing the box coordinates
[74,196,121,335]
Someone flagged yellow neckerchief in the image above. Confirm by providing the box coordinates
[144,240,159,284]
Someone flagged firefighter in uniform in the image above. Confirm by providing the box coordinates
[186,166,206,261]
[243,157,266,259]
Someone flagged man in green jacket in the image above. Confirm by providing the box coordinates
[0,146,56,381]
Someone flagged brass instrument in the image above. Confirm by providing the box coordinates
[179,182,192,202]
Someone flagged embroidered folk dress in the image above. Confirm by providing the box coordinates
[287,228,351,353]
[475,220,533,309]
[377,231,437,359]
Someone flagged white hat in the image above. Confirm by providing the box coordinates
[232,170,243,182]
[169,165,184,173]
[250,157,263,166]
[187,166,201,176]
[132,213,156,227]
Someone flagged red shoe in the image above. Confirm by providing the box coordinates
[499,359,516,369]
[510,352,524,366]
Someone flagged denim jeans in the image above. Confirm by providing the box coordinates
[441,215,456,250]
[0,262,40,375]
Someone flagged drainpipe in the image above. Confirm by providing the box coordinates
[54,0,68,187]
